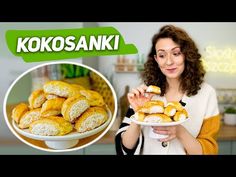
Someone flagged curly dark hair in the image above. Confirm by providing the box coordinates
[141,25,205,96]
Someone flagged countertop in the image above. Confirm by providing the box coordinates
[217,123,236,141]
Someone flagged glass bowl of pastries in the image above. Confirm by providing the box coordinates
[130,85,189,126]
[11,80,112,150]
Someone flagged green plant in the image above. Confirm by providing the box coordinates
[224,107,236,114]
[61,64,90,78]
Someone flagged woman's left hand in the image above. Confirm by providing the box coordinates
[152,125,183,142]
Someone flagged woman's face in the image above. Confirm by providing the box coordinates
[154,38,185,79]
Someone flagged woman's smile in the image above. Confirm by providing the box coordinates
[166,68,177,73]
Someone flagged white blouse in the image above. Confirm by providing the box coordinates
[115,82,219,155]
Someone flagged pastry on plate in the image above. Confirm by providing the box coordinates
[12,103,29,124]
[75,106,108,133]
[79,90,105,106]
[143,113,172,123]
[134,111,146,122]
[43,80,80,98]
[40,98,66,117]
[173,109,188,122]
[28,89,46,109]
[29,116,73,136]
[166,101,184,111]
[19,108,41,129]
[45,93,59,100]
[164,105,176,116]
[138,100,164,114]
[71,84,86,91]
[61,95,90,123]
[146,85,161,94]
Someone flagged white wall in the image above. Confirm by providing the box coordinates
[97,22,236,98]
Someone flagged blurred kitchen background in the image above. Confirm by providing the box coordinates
[0,22,236,155]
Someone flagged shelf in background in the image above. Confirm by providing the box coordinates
[115,70,142,73]
[114,63,144,73]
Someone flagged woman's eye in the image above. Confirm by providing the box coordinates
[173,52,181,56]
[158,54,165,58]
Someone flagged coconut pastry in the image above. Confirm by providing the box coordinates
[146,85,161,95]
[45,93,59,100]
[61,95,90,123]
[71,84,86,91]
[166,101,184,111]
[134,112,146,122]
[43,80,80,98]
[75,106,108,133]
[28,89,47,109]
[144,113,172,123]
[12,103,29,124]
[19,108,41,129]
[79,90,105,107]
[138,100,164,114]
[40,98,66,117]
[173,109,188,122]
[164,105,176,117]
[29,116,73,136]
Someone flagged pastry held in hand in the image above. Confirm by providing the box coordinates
[173,109,188,122]
[75,107,108,133]
[146,85,161,95]
[12,103,29,124]
[61,95,90,123]
[138,100,164,114]
[28,89,46,109]
[40,98,66,117]
[79,90,105,106]
[19,108,41,129]
[43,80,80,98]
[29,116,73,136]
[144,113,172,123]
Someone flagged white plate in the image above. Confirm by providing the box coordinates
[130,115,189,127]
[12,107,112,150]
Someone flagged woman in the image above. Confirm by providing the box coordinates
[115,25,220,155]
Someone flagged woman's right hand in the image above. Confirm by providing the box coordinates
[127,84,155,112]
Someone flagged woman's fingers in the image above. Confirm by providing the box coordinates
[152,126,168,131]
[153,130,169,135]
[152,126,177,142]
[140,84,148,90]
[131,88,141,97]
[127,92,135,98]
[136,86,146,96]
[127,84,150,98]
[146,93,155,99]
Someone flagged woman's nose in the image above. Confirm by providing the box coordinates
[166,54,174,65]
